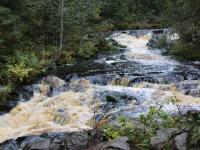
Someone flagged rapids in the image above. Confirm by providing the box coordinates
[0,29,200,143]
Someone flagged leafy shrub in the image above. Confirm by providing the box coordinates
[6,51,47,83]
[77,41,97,59]
[94,21,114,32]
[101,106,200,149]
[101,107,178,149]
[58,51,76,64]
[0,84,12,107]
[95,38,121,53]
[169,42,200,61]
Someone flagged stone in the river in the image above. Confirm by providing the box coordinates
[150,128,181,150]
[44,76,66,88]
[174,132,188,150]
[53,109,69,125]
[69,79,91,92]
[0,140,19,150]
[20,136,51,150]
[43,76,67,96]
[101,90,136,104]
[176,80,200,97]
[96,136,130,150]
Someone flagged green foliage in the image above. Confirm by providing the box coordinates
[95,38,122,53]
[101,107,177,149]
[0,51,48,105]
[169,41,200,61]
[139,106,175,131]
[169,0,200,61]
[0,5,21,54]
[101,107,200,149]
[77,42,97,59]
[0,84,13,107]
[101,116,135,141]
[5,51,47,83]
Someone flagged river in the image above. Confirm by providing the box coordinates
[0,29,200,145]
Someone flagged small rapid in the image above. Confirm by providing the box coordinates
[0,29,200,144]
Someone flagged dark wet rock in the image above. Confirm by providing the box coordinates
[44,76,66,88]
[96,136,130,150]
[100,90,137,104]
[21,136,51,150]
[42,76,67,96]
[18,84,38,101]
[3,100,18,110]
[17,76,68,100]
[0,130,96,150]
[150,128,181,150]
[106,57,116,61]
[147,29,176,51]
[175,80,200,97]
[0,111,6,116]
[190,89,200,97]
[64,130,91,150]
[119,55,126,60]
[152,29,164,34]
[0,140,19,150]
[150,128,188,150]
[147,33,166,50]
[129,76,160,84]
[69,79,91,92]
[174,132,188,150]
[85,74,118,85]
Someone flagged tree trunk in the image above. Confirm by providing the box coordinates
[55,0,64,62]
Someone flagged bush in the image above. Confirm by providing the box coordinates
[100,107,188,149]
[77,41,97,59]
[169,42,200,61]
[0,84,12,107]
[5,51,47,83]
[0,51,48,106]
[58,51,76,64]
[101,106,200,149]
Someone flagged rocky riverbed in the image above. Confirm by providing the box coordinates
[0,29,200,150]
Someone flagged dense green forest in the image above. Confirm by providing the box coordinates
[0,0,199,105]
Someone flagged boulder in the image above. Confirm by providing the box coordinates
[44,76,66,88]
[0,130,95,150]
[69,79,91,92]
[42,76,67,96]
[96,136,130,150]
[0,140,19,150]
[64,130,91,150]
[150,128,181,150]
[174,132,188,150]
[20,136,51,150]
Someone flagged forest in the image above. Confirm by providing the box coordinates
[0,0,200,149]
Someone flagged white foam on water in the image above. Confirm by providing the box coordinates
[111,32,178,68]
[0,89,96,143]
